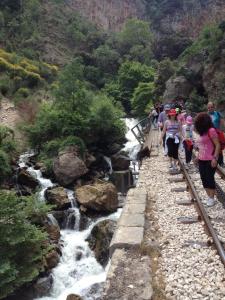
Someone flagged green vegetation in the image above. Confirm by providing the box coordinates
[0,125,16,182]
[0,191,50,299]
[0,48,58,101]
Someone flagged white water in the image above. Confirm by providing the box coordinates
[18,154,121,300]
[123,118,141,160]
[18,119,138,300]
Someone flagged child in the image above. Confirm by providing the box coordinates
[182,116,194,169]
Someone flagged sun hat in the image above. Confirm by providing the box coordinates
[186,116,193,125]
[168,109,177,116]
[164,104,170,110]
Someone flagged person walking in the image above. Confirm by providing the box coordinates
[151,106,158,129]
[194,112,220,207]
[158,104,170,154]
[160,108,181,170]
[207,101,225,166]
[182,116,194,169]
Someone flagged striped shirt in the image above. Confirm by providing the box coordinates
[165,120,180,137]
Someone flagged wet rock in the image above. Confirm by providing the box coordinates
[84,152,96,168]
[76,181,118,212]
[86,220,116,266]
[53,146,88,186]
[44,222,60,243]
[85,283,104,299]
[17,169,39,189]
[45,250,60,269]
[51,210,67,227]
[33,275,53,297]
[66,294,83,300]
[111,153,130,171]
[45,186,71,210]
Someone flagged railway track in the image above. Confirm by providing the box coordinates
[177,153,225,267]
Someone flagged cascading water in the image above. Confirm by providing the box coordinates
[18,153,121,300]
[123,118,141,161]
[17,120,139,300]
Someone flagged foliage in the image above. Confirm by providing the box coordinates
[180,25,223,62]
[154,58,176,98]
[116,19,153,64]
[117,60,155,113]
[88,95,125,150]
[132,82,155,117]
[0,48,57,98]
[185,89,207,113]
[0,191,49,299]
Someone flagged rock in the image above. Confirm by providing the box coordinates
[76,181,118,212]
[44,222,60,243]
[45,250,60,269]
[163,75,193,102]
[84,152,96,168]
[17,169,39,189]
[66,294,83,300]
[53,146,88,186]
[45,187,71,210]
[86,220,116,266]
[33,275,53,297]
[111,153,130,171]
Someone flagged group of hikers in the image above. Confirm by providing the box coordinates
[149,101,225,207]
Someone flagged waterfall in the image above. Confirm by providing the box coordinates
[18,153,121,300]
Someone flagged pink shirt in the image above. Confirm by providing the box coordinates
[197,128,218,160]
[177,113,186,125]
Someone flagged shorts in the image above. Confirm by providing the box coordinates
[166,137,179,159]
[198,160,216,189]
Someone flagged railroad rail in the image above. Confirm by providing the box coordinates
[178,155,225,267]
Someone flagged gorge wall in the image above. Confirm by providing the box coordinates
[65,0,225,37]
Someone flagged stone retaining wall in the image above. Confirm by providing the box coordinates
[103,187,153,299]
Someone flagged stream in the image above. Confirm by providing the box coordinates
[18,118,139,300]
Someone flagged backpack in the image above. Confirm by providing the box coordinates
[215,128,225,150]
[208,128,225,150]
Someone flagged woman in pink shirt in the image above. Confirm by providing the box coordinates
[194,113,220,207]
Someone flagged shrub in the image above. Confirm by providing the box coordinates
[16,87,29,98]
[0,76,11,96]
[0,191,49,299]
[0,149,11,181]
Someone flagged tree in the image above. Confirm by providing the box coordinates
[132,82,155,117]
[117,60,155,113]
[116,19,153,63]
[0,191,49,299]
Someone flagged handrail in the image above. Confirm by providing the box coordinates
[131,116,152,145]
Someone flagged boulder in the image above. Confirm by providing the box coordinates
[45,187,71,210]
[86,220,116,266]
[17,169,39,189]
[111,153,130,171]
[33,275,53,297]
[44,222,60,243]
[53,146,88,186]
[66,295,83,300]
[75,181,118,212]
[163,75,193,102]
[45,250,60,269]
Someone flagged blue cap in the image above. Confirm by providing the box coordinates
[164,104,170,110]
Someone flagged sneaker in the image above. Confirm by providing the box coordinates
[206,198,215,207]
[169,165,173,170]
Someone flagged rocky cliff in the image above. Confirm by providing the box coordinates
[65,0,145,30]
[65,0,225,37]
